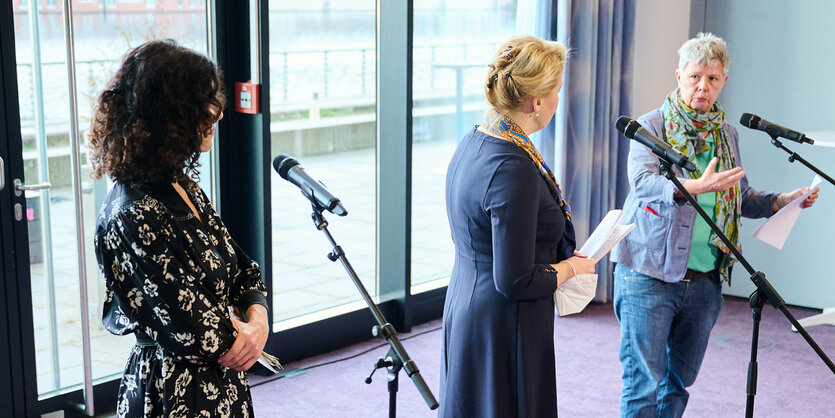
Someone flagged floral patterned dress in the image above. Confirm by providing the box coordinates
[94,179,269,417]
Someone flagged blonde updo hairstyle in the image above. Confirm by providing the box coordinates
[485,35,567,115]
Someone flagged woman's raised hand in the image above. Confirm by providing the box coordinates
[683,157,745,195]
[697,157,745,193]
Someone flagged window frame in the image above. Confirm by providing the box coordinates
[224,0,446,363]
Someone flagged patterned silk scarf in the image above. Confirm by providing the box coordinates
[481,109,572,221]
[661,88,741,278]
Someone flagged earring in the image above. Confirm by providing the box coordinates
[536,112,540,117]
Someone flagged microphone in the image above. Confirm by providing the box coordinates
[616,116,697,172]
[739,113,814,144]
[273,154,348,216]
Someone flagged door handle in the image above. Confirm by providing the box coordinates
[13,178,52,197]
[0,156,4,191]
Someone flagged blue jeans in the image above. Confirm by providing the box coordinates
[613,264,723,418]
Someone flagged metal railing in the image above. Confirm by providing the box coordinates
[16,41,496,130]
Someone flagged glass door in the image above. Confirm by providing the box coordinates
[4,0,215,414]
[268,0,378,328]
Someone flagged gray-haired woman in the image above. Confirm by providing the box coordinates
[610,32,818,417]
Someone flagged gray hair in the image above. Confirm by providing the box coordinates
[677,32,730,76]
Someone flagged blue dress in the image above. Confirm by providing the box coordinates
[440,128,575,417]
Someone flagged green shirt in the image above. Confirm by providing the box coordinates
[687,135,721,272]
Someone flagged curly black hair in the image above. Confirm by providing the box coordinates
[88,39,226,183]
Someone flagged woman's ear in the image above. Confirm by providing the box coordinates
[526,97,539,115]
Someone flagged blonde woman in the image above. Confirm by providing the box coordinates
[440,35,595,418]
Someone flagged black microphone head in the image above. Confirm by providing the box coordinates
[739,113,760,129]
[616,116,632,135]
[616,116,640,139]
[273,154,299,180]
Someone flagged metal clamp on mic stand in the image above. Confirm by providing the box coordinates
[655,158,835,418]
[363,330,403,417]
[309,204,439,417]
[764,134,835,186]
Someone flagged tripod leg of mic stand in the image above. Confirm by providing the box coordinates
[746,291,764,418]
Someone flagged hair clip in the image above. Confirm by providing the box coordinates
[488,64,495,70]
[507,45,513,50]
[505,71,511,78]
[491,73,499,82]
[505,52,514,60]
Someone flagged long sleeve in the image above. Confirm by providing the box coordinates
[625,138,686,205]
[485,156,559,301]
[629,111,688,206]
[193,186,269,316]
[726,124,780,219]
[97,201,236,362]
[226,234,269,315]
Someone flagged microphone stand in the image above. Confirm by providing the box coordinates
[656,159,835,418]
[309,204,439,417]
[763,134,835,331]
[766,134,835,186]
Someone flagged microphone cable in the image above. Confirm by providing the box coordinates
[249,325,442,388]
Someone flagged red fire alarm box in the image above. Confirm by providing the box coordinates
[234,81,260,114]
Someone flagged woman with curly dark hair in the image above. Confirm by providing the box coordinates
[90,39,269,417]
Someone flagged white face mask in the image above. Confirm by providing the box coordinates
[554,274,598,316]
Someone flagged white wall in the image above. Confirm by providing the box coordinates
[698,0,835,309]
[630,0,691,117]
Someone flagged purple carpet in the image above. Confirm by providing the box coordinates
[250,297,835,417]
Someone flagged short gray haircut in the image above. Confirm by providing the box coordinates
[677,32,730,76]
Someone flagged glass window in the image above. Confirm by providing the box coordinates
[13,0,212,395]
[410,0,529,292]
[268,1,377,326]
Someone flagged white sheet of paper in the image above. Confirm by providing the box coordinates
[578,209,636,262]
[603,224,636,260]
[752,175,822,249]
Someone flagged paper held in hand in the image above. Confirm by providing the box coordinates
[577,209,636,262]
[554,209,634,316]
[752,175,822,250]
